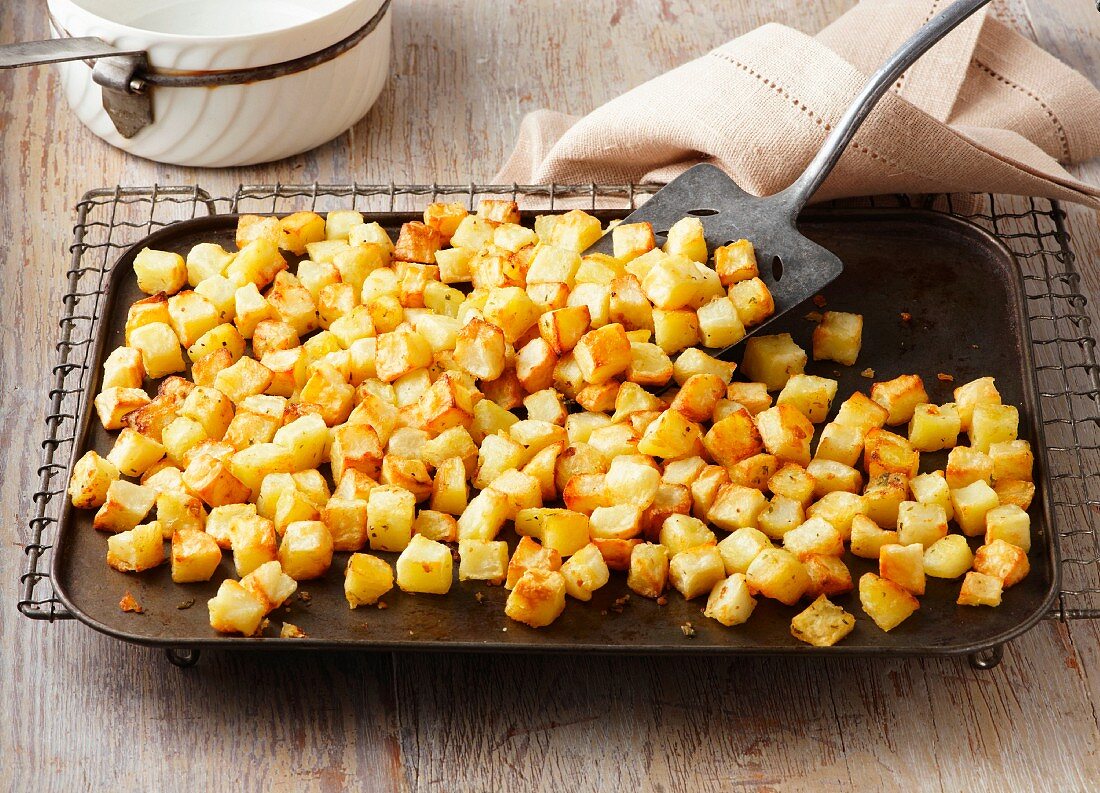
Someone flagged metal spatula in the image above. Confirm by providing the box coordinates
[584,0,991,358]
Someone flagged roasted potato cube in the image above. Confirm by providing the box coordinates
[811,311,863,367]
[863,473,909,529]
[863,428,919,479]
[214,357,273,404]
[505,535,563,589]
[704,572,758,627]
[277,520,333,580]
[657,217,704,263]
[421,202,468,243]
[102,346,145,391]
[777,374,838,424]
[125,293,171,344]
[713,526,768,575]
[859,572,919,631]
[488,470,544,521]
[652,309,700,355]
[207,580,266,635]
[989,440,1033,482]
[973,538,1030,587]
[272,414,329,471]
[587,504,644,541]
[453,318,506,380]
[129,322,185,379]
[483,286,540,344]
[234,282,276,338]
[950,480,1000,536]
[236,214,281,249]
[790,594,855,646]
[814,422,864,467]
[346,220,392,251]
[896,501,948,548]
[869,375,928,426]
[227,238,288,291]
[107,427,166,477]
[393,221,442,265]
[668,374,724,422]
[573,323,631,384]
[265,272,318,336]
[688,464,728,521]
[703,408,764,467]
[344,553,394,608]
[740,334,805,392]
[232,514,278,577]
[727,278,775,327]
[768,463,815,507]
[106,521,165,572]
[802,554,854,598]
[170,527,221,583]
[187,322,246,365]
[849,514,898,559]
[322,497,369,551]
[166,290,221,348]
[605,455,661,508]
[526,280,570,313]
[985,504,1031,552]
[394,534,453,595]
[957,571,1003,607]
[275,210,325,255]
[323,210,365,241]
[454,539,507,585]
[449,215,495,252]
[205,503,257,548]
[923,534,974,579]
[560,543,611,601]
[755,404,813,466]
[512,338,557,394]
[505,569,567,627]
[194,275,237,322]
[908,403,961,452]
[707,484,768,532]
[620,342,670,387]
[527,245,582,287]
[626,542,670,598]
[636,409,701,459]
[381,455,433,502]
[669,545,727,600]
[696,297,746,349]
[954,376,1002,431]
[911,471,954,520]
[805,491,865,540]
[608,273,653,332]
[714,239,758,286]
[186,242,234,286]
[755,494,804,540]
[456,488,510,541]
[806,458,861,497]
[179,385,235,441]
[239,560,297,613]
[183,453,251,507]
[474,198,519,225]
[834,393,887,436]
[549,209,603,253]
[879,542,926,595]
[970,403,1019,453]
[672,348,736,387]
[782,517,844,560]
[745,547,809,605]
[69,450,119,508]
[411,509,457,544]
[133,248,186,296]
[375,327,433,384]
[658,513,716,556]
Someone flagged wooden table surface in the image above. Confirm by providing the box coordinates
[2,1,1099,790]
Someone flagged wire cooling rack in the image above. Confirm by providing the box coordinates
[18,184,1100,623]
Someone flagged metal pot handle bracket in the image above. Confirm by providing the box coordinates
[0,0,393,139]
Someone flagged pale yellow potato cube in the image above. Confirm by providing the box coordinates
[129,322,185,379]
[170,527,221,583]
[234,282,276,339]
[205,503,256,549]
[973,538,1030,587]
[323,497,369,551]
[910,471,954,520]
[757,495,804,540]
[208,580,266,635]
[186,242,235,286]
[879,542,925,595]
[775,374,837,424]
[235,214,281,249]
[670,545,727,600]
[453,317,506,381]
[689,465,730,521]
[166,290,221,348]
[188,323,246,365]
[604,455,661,508]
[272,414,329,471]
[814,422,863,468]
[133,248,186,295]
[505,569,567,627]
[863,473,909,529]
[429,458,470,516]
[105,428,164,478]
[608,273,653,333]
[68,450,119,509]
[834,392,888,434]
[344,553,394,608]
[636,409,701,459]
[859,572,919,631]
[970,403,1019,453]
[232,514,278,577]
[704,573,757,627]
[101,346,145,391]
[908,403,960,452]
[696,297,745,349]
[277,520,333,580]
[106,521,165,572]
[849,514,898,559]
[806,491,865,540]
[395,534,453,595]
[953,376,1001,432]
[548,209,603,252]
[871,375,928,426]
[727,278,775,327]
[896,501,949,548]
[672,347,736,386]
[745,547,810,605]
[740,333,805,392]
[587,504,643,541]
[623,342,672,387]
[194,275,237,322]
[626,542,669,598]
[213,357,274,404]
[789,594,856,647]
[456,488,510,541]
[449,215,494,252]
[989,440,1034,482]
[658,514,715,555]
[324,209,365,241]
[651,309,700,355]
[782,516,844,560]
[957,571,1003,606]
[950,480,1000,536]
[806,459,862,497]
[768,463,815,507]
[366,485,415,551]
[452,539,506,585]
[923,535,974,579]
[715,526,769,574]
[558,543,610,601]
[812,311,862,366]
[985,504,1031,552]
[662,216,707,262]
[524,508,591,557]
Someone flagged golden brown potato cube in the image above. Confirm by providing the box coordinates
[622,542,667,598]
[392,221,442,265]
[478,369,522,411]
[122,379,191,441]
[102,346,145,391]
[381,456,433,502]
[714,239,758,286]
[740,333,805,392]
[346,219,392,250]
[782,516,844,560]
[953,376,1002,432]
[527,282,569,313]
[240,560,298,613]
[421,202,468,243]
[879,542,926,595]
[556,542,609,601]
[129,322,185,379]
[623,342,672,387]
[133,248,186,296]
[605,455,662,508]
[523,389,568,426]
[652,309,700,355]
[634,409,698,459]
[232,514,278,578]
[470,245,527,290]
[950,480,1001,536]
[707,483,767,532]
[957,571,1003,607]
[265,272,318,336]
[207,580,266,635]
[689,464,729,521]
[849,514,898,559]
[744,547,809,605]
[170,527,221,583]
[989,440,1033,483]
[183,454,251,507]
[666,375,722,423]
[714,526,769,575]
[476,199,520,225]
[803,554,854,598]
[702,572,757,627]
[871,375,928,426]
[68,451,120,509]
[187,323,246,365]
[223,408,280,451]
[727,277,775,327]
[985,504,1031,552]
[107,427,166,478]
[453,317,506,381]
[970,403,1019,454]
[768,463,816,507]
[365,485,415,551]
[805,491,865,540]
[318,497,368,552]
[608,273,654,333]
[672,348,736,386]
[973,538,1029,587]
[896,501,949,548]
[755,404,813,466]
[923,534,974,579]
[205,502,257,549]
[548,209,602,253]
[192,347,235,389]
[791,594,855,646]
[166,290,221,348]
[505,568,567,628]
[179,385,234,441]
[483,285,539,344]
[777,374,838,424]
[863,473,910,529]
[512,338,556,394]
[157,491,205,537]
[574,323,632,384]
[658,513,716,556]
[608,221,654,262]
[277,210,326,255]
[863,428,919,479]
[106,521,166,572]
[236,214,281,250]
[396,534,453,595]
[94,386,150,431]
[277,520,334,581]
[125,293,172,345]
[410,510,457,545]
[272,413,329,471]
[908,403,961,452]
[859,572,919,631]
[669,545,727,600]
[812,311,863,366]
[506,536,563,589]
[834,392,888,435]
[209,358,272,408]
[703,408,764,467]
[342,553,395,609]
[375,327,432,384]
[527,245,581,287]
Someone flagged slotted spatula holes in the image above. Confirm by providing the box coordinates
[771,255,784,282]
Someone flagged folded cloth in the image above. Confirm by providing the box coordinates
[495,0,1100,206]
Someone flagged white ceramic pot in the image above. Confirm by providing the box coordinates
[45,0,391,167]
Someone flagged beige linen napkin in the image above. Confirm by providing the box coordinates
[496,0,1100,207]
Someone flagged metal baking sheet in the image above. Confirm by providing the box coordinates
[51,207,1058,656]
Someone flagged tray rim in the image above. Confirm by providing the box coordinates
[51,205,1061,656]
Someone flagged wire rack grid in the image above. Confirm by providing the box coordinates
[18,183,1100,622]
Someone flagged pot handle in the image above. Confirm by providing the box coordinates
[0,37,152,137]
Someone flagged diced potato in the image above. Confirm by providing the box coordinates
[973,538,1030,587]
[957,571,1003,607]
[344,553,394,608]
[805,491,865,540]
[456,488,510,541]
[272,414,329,471]
[776,375,837,424]
[672,348,735,386]
[101,346,145,391]
[863,428,919,479]
[704,573,757,627]
[755,404,813,466]
[834,392,888,435]
[277,520,333,580]
[208,580,267,636]
[714,239,758,285]
[133,248,186,295]
[129,322,185,378]
[186,242,235,286]
[214,356,274,404]
[859,572,919,632]
[896,501,948,548]
[456,538,508,584]
[923,535,974,579]
[849,514,899,559]
[727,278,775,327]
[68,450,119,509]
[232,514,278,577]
[954,376,1002,431]
[556,543,609,602]
[670,545,727,599]
[323,497,369,551]
[814,422,863,468]
[783,517,844,560]
[93,480,156,533]
[239,560,298,613]
[696,297,745,349]
[170,527,222,583]
[574,323,631,384]
[910,471,954,520]
[741,334,806,392]
[989,440,1033,483]
[706,483,766,532]
[871,375,928,426]
[970,403,1019,453]
[381,455,433,502]
[745,548,810,606]
[806,459,862,497]
[626,542,670,598]
[366,485,416,551]
[908,403,960,452]
[661,216,707,262]
[985,504,1031,552]
[395,534,453,595]
[757,495,805,540]
[715,526,770,575]
[454,318,506,380]
[791,594,857,647]
[636,409,701,458]
[505,569,567,627]
[654,514,713,556]
[812,311,863,366]
[604,456,661,509]
[768,463,816,507]
[106,521,166,572]
[862,473,909,529]
[650,309,699,356]
[626,342,674,386]
[950,480,1000,536]
[879,542,926,595]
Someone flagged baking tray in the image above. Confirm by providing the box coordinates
[49,206,1058,659]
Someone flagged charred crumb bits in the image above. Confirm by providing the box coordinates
[610,595,630,614]
[804,311,824,322]
[176,598,195,610]
[937,372,955,382]
[280,622,307,639]
[656,596,668,607]
[474,591,485,603]
[376,601,388,610]
[680,622,696,638]
[861,367,875,379]
[119,591,144,613]
[812,294,827,308]
[298,591,312,604]
[899,312,912,323]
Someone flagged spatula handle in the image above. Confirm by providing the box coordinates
[778,0,992,217]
